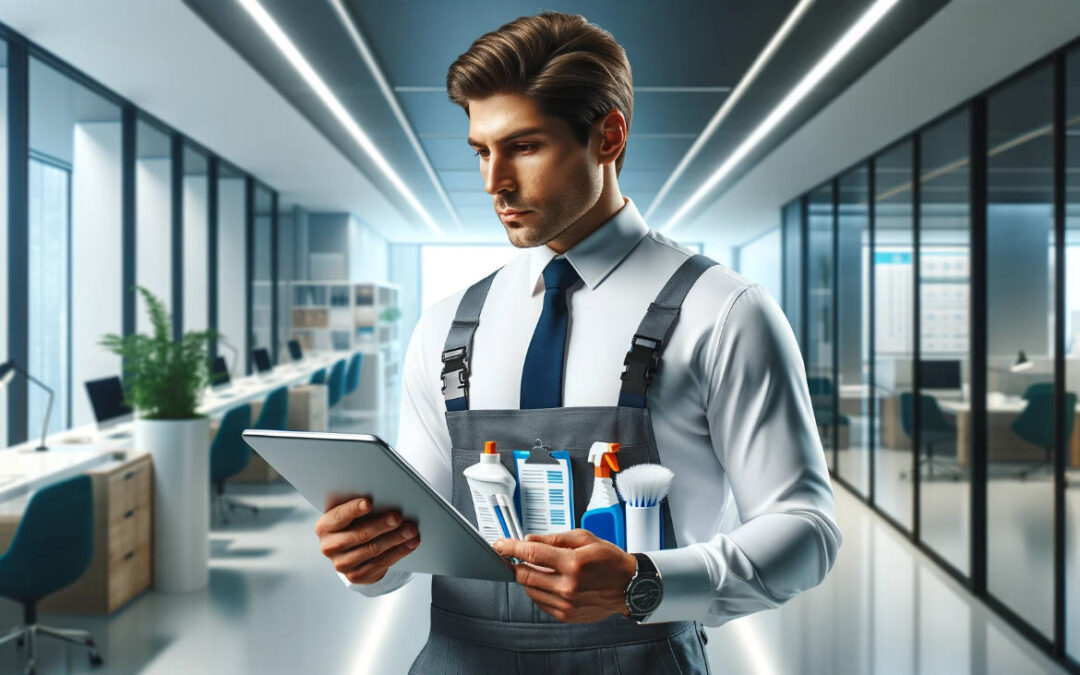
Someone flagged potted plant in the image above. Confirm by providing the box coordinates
[100,286,217,593]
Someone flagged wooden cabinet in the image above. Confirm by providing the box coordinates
[40,453,153,614]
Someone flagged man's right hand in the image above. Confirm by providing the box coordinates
[316,496,420,585]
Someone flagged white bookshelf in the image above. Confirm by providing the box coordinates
[290,281,402,434]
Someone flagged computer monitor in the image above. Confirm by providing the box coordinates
[288,339,303,362]
[210,356,230,388]
[85,376,133,430]
[253,348,273,374]
[919,359,961,389]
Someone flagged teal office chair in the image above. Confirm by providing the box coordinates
[210,405,256,523]
[309,368,327,385]
[344,353,363,397]
[898,392,961,481]
[1021,382,1053,400]
[327,360,347,409]
[254,386,290,431]
[0,475,103,673]
[1011,391,1077,480]
[806,377,850,449]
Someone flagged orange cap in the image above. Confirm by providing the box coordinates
[594,442,620,477]
[484,441,497,454]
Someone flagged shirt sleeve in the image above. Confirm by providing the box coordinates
[643,283,843,626]
[340,307,455,597]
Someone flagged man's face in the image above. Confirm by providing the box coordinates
[467,93,602,248]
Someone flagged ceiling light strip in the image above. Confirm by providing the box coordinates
[237,0,442,235]
[645,0,814,222]
[327,0,464,231]
[661,0,900,233]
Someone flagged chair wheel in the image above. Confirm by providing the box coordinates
[89,653,104,668]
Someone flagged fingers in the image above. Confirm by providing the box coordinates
[342,537,421,585]
[319,511,406,557]
[512,559,564,593]
[521,585,573,613]
[316,497,371,536]
[493,539,567,571]
[332,523,418,572]
[323,492,365,514]
[525,529,594,548]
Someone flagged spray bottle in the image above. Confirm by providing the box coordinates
[580,442,626,549]
[463,441,522,545]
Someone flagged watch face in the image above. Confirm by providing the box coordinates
[629,578,662,613]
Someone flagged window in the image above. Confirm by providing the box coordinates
[135,119,172,334]
[217,165,247,375]
[807,182,836,469]
[183,145,209,333]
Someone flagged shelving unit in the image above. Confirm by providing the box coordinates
[290,281,402,435]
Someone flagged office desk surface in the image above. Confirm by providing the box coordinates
[0,351,349,503]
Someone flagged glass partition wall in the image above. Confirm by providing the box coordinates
[781,41,1080,670]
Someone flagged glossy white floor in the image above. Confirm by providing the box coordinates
[0,454,1071,674]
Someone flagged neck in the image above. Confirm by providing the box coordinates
[546,170,625,254]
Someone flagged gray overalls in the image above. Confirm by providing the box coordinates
[410,255,716,674]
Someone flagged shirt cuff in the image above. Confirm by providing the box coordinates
[640,545,714,624]
[337,568,413,597]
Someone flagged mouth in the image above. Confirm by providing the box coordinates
[499,209,533,223]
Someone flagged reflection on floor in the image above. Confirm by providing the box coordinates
[0,455,1071,672]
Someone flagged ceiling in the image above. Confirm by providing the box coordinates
[183,0,951,244]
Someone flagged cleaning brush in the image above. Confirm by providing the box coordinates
[616,464,674,552]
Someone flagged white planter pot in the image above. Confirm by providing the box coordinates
[135,417,210,593]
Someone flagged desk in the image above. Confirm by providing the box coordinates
[0,351,348,501]
[938,397,1080,467]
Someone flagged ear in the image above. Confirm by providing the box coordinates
[594,109,627,167]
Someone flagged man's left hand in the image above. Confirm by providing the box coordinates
[493,529,637,623]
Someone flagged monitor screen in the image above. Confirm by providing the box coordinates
[210,356,230,387]
[919,359,961,389]
[288,339,303,362]
[253,348,273,373]
[85,376,133,424]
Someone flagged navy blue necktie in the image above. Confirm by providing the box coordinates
[520,258,580,409]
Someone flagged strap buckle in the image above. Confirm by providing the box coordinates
[620,334,661,397]
[441,346,469,402]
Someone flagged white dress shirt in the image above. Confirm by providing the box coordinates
[343,197,842,627]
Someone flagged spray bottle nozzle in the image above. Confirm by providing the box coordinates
[588,442,620,478]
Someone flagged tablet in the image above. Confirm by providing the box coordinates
[242,429,513,582]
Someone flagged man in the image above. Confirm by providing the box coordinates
[316,11,841,672]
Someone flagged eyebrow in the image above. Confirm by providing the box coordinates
[467,127,547,148]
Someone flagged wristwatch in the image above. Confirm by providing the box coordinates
[624,552,663,622]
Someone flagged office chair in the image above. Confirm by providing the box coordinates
[898,392,961,481]
[1011,391,1077,480]
[1021,382,1053,400]
[344,353,363,398]
[309,368,327,385]
[210,405,256,524]
[254,386,289,431]
[327,360,347,409]
[0,475,103,674]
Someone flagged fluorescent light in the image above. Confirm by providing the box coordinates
[645,0,813,221]
[661,0,900,233]
[327,0,464,231]
[237,0,442,236]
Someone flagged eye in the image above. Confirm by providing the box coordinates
[473,148,488,158]
[515,143,536,153]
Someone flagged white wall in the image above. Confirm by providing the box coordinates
[348,216,389,283]
[737,228,782,302]
[217,177,246,371]
[135,157,171,334]
[71,121,122,426]
[389,244,421,349]
[183,176,208,333]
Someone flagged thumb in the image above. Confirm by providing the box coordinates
[526,528,594,548]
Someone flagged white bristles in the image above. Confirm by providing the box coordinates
[616,464,675,508]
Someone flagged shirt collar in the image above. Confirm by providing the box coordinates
[527,197,649,295]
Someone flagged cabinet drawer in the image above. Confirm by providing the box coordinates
[107,459,151,521]
[107,543,151,612]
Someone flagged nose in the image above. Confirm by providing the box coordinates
[483,151,516,196]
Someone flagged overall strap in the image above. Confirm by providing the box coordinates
[441,269,500,411]
[619,254,717,408]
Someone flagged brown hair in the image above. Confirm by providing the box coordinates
[446,12,633,174]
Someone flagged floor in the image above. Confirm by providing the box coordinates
[0,434,1074,673]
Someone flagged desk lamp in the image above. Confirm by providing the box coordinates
[1010,350,1033,373]
[0,359,53,451]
